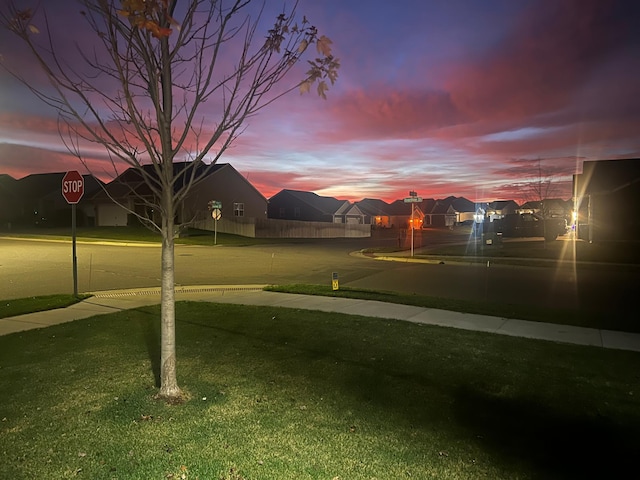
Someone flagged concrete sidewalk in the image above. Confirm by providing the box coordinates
[1,285,639,352]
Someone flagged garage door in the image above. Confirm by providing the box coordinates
[97,204,128,226]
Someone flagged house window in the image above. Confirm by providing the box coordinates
[294,207,300,218]
[233,202,244,217]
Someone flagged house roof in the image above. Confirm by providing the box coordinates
[97,162,233,200]
[16,172,102,200]
[354,198,391,216]
[487,200,518,210]
[429,196,475,214]
[0,174,18,199]
[387,199,413,215]
[272,189,347,214]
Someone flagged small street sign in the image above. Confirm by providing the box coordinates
[208,200,222,210]
[211,208,221,220]
[403,196,422,203]
[332,272,339,291]
[62,170,85,204]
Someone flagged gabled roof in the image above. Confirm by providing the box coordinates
[487,200,518,210]
[272,189,347,214]
[335,201,358,216]
[17,172,67,197]
[115,161,225,190]
[99,162,234,200]
[387,199,413,215]
[429,196,475,214]
[420,198,436,213]
[16,172,102,199]
[0,174,18,198]
[355,198,391,216]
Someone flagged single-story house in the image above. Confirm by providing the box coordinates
[11,172,102,227]
[91,162,267,227]
[426,196,476,227]
[486,200,519,221]
[0,174,19,227]
[386,199,425,229]
[268,189,365,224]
[354,198,392,227]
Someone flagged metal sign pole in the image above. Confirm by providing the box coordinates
[411,202,414,257]
[72,203,78,297]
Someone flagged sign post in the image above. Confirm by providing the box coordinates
[62,171,85,297]
[403,191,422,257]
[208,200,222,245]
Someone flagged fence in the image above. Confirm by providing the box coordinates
[193,216,371,238]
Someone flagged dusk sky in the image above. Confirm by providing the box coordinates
[1,0,639,204]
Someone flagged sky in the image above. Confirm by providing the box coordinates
[1,0,639,204]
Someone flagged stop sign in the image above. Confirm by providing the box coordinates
[62,170,85,204]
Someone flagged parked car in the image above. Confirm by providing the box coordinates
[491,213,568,241]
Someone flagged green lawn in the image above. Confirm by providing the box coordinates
[413,236,640,265]
[0,226,320,247]
[267,284,639,333]
[1,301,639,479]
[0,294,91,320]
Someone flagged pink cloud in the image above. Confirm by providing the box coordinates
[445,0,636,123]
[319,87,465,141]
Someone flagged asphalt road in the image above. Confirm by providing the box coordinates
[0,236,635,318]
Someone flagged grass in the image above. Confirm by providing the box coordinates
[265,284,639,333]
[0,226,318,247]
[0,294,91,320]
[412,237,640,265]
[1,301,639,479]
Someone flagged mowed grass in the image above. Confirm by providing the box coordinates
[1,302,639,479]
[0,294,91,320]
[265,284,640,333]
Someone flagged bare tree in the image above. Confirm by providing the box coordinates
[1,0,339,402]
[527,158,559,218]
[524,158,562,243]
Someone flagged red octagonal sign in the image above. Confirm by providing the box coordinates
[62,170,85,204]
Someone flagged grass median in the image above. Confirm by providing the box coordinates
[1,301,639,479]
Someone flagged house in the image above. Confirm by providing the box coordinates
[12,172,102,227]
[417,198,436,226]
[518,199,570,218]
[91,162,267,227]
[268,189,365,224]
[354,198,392,227]
[486,200,519,221]
[386,199,425,229]
[0,174,19,227]
[573,158,640,242]
[426,196,476,227]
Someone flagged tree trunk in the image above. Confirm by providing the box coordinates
[157,195,182,402]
